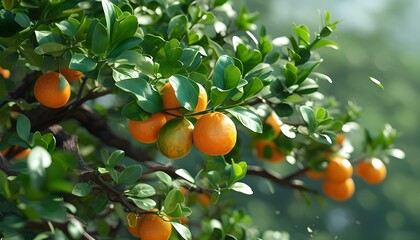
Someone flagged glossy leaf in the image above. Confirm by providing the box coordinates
[226,106,263,133]
[169,74,199,111]
[172,222,192,240]
[106,150,125,167]
[69,53,97,72]
[72,182,92,197]
[121,101,150,121]
[118,165,142,185]
[299,106,316,133]
[16,114,31,143]
[213,55,235,89]
[27,146,52,189]
[126,183,156,198]
[230,182,253,195]
[168,14,188,39]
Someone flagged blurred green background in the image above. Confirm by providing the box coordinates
[238,0,420,239]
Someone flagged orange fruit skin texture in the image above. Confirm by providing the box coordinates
[255,139,285,163]
[197,193,211,206]
[306,169,325,180]
[129,113,167,144]
[137,214,172,240]
[322,178,355,201]
[60,67,84,82]
[157,118,194,159]
[193,112,237,156]
[325,157,353,182]
[34,72,71,108]
[160,82,208,120]
[356,158,387,184]
[1,146,30,159]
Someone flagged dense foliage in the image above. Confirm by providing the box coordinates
[0,0,404,239]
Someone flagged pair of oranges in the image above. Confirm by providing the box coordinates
[33,68,83,108]
[128,82,237,159]
[307,156,387,201]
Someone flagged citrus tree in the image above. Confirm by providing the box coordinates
[0,0,405,239]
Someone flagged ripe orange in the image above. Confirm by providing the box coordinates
[128,113,167,144]
[127,212,141,237]
[157,118,194,159]
[160,82,208,120]
[34,72,71,108]
[322,178,355,201]
[255,139,285,163]
[60,67,84,82]
[265,111,282,138]
[0,66,10,79]
[137,213,172,240]
[197,192,211,206]
[306,169,325,180]
[325,157,353,182]
[193,112,237,156]
[1,146,30,159]
[356,158,387,185]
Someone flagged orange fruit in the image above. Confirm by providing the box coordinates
[322,178,355,201]
[34,72,71,108]
[1,146,30,159]
[265,111,282,138]
[128,113,167,144]
[157,118,194,159]
[356,158,387,184]
[127,212,141,237]
[197,192,211,206]
[193,112,237,156]
[336,133,345,145]
[137,213,172,240]
[306,169,325,180]
[160,82,208,120]
[60,67,84,82]
[0,66,10,79]
[325,157,353,182]
[255,139,285,163]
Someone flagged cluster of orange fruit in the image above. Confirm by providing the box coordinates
[128,82,237,159]
[33,68,83,108]
[127,210,172,240]
[254,112,285,163]
[307,156,387,201]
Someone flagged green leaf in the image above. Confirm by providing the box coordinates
[295,78,318,95]
[72,182,92,197]
[16,114,31,143]
[14,12,30,28]
[93,192,108,213]
[112,15,138,46]
[108,37,143,58]
[164,189,185,213]
[121,101,150,121]
[102,0,116,41]
[90,22,109,56]
[55,18,79,37]
[34,43,68,57]
[299,106,316,133]
[126,183,156,198]
[169,74,199,111]
[226,106,262,133]
[129,197,156,210]
[69,53,97,72]
[311,39,339,50]
[106,150,125,167]
[113,51,155,78]
[168,14,188,39]
[115,78,162,113]
[283,63,298,86]
[0,170,11,198]
[27,146,51,189]
[230,182,253,195]
[172,222,192,240]
[213,55,235,89]
[210,87,234,108]
[118,165,142,185]
[273,103,294,117]
[383,148,405,159]
[242,77,263,100]
[296,60,322,84]
[223,65,241,89]
[155,171,172,186]
[68,219,84,239]
[369,76,384,89]
[175,169,195,183]
[311,72,332,83]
